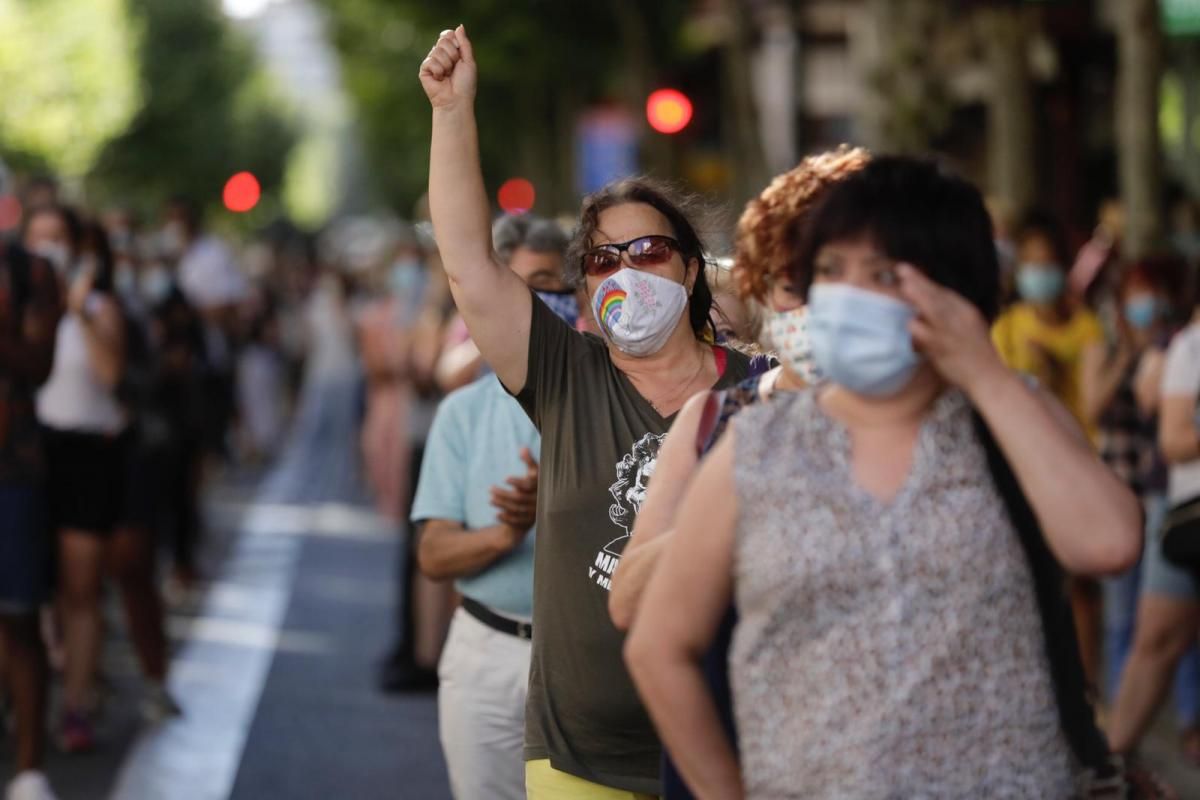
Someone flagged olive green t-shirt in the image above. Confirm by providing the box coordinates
[513,294,751,794]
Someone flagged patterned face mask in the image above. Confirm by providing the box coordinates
[763,306,821,383]
[590,268,688,357]
[535,289,579,329]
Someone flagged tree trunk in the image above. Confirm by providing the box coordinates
[849,0,893,150]
[981,6,1036,221]
[610,0,672,178]
[849,0,948,153]
[720,0,770,204]
[750,0,798,175]
[1116,0,1164,260]
[1179,40,1200,197]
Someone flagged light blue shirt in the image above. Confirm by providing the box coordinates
[410,376,538,617]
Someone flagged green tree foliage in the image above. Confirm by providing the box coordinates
[0,0,140,178]
[318,0,694,214]
[86,0,296,221]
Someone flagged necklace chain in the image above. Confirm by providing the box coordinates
[650,347,709,414]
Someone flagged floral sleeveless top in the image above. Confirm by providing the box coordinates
[729,388,1081,798]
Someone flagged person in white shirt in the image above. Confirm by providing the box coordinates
[1109,303,1200,757]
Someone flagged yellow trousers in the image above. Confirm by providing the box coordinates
[525,759,659,800]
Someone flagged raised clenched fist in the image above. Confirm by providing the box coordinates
[418,25,476,109]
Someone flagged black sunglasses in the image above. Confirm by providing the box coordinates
[581,235,682,277]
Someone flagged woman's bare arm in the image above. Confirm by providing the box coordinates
[902,264,1141,576]
[1161,393,1200,464]
[422,27,533,393]
[624,434,744,800]
[1134,348,1166,417]
[1081,339,1133,425]
[80,296,124,389]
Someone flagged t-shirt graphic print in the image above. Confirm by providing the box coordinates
[591,432,665,591]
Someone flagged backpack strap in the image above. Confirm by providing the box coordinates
[971,411,1113,776]
[695,390,725,457]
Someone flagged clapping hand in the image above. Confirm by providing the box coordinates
[490,447,539,535]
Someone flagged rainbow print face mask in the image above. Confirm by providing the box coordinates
[591,268,689,357]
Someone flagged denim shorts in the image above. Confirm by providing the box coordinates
[1143,493,1200,600]
[0,481,50,614]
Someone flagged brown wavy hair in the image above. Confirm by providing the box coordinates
[732,146,871,302]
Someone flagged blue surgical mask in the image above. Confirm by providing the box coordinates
[114,266,137,297]
[536,289,579,329]
[807,283,920,397]
[389,259,424,296]
[1123,295,1159,330]
[140,266,173,306]
[1016,264,1065,303]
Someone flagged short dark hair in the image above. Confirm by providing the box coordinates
[79,218,115,294]
[1016,209,1071,269]
[166,195,202,235]
[567,177,715,338]
[20,203,83,255]
[789,156,1001,322]
[492,214,568,266]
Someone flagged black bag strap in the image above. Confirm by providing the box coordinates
[971,411,1113,776]
[3,243,33,334]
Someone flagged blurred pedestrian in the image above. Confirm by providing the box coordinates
[1109,292,1200,759]
[363,225,460,694]
[358,223,428,523]
[994,212,1105,432]
[24,208,126,751]
[0,242,61,800]
[625,157,1140,799]
[992,212,1107,686]
[422,26,755,797]
[161,197,246,462]
[236,304,286,464]
[18,176,58,218]
[1070,197,1126,315]
[413,212,576,799]
[20,203,79,284]
[1084,258,1200,760]
[145,285,207,592]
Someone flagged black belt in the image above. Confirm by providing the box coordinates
[462,597,532,640]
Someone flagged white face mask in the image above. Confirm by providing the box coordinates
[114,266,137,297]
[591,268,689,357]
[388,259,423,296]
[31,242,70,275]
[764,306,820,383]
[140,266,173,306]
[160,222,187,257]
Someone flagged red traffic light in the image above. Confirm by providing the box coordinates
[498,178,536,214]
[646,89,693,134]
[223,171,261,213]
